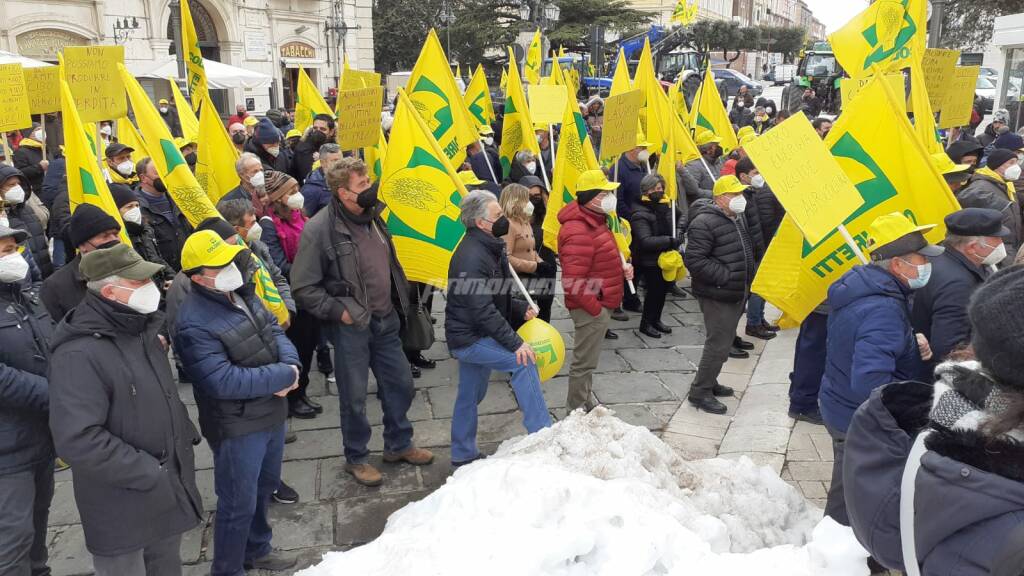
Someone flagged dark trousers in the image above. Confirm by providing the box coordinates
[691,297,746,399]
[286,310,320,397]
[640,266,670,325]
[824,424,848,525]
[0,459,54,576]
[209,424,285,576]
[622,279,641,309]
[92,533,182,576]
[523,272,556,324]
[333,309,415,464]
[789,311,828,414]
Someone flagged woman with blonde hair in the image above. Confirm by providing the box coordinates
[498,184,555,326]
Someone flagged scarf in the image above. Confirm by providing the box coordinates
[270,209,307,263]
[974,166,1016,203]
[18,138,42,150]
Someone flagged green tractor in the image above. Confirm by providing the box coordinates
[781,42,845,116]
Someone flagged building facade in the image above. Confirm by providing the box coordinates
[0,0,374,114]
[630,0,732,25]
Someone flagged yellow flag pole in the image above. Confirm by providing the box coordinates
[0,133,11,166]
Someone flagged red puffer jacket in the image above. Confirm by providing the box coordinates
[557,202,624,315]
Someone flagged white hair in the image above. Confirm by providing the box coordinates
[235,152,261,176]
[459,190,497,229]
[86,275,124,293]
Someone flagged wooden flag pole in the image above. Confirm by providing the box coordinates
[0,133,11,166]
[508,262,540,312]
[837,224,869,265]
[479,138,499,184]
[537,154,551,191]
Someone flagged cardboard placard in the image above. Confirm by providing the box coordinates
[62,46,127,122]
[599,89,643,160]
[938,66,980,129]
[744,114,864,244]
[341,68,381,91]
[336,86,383,150]
[0,64,32,133]
[23,66,60,115]
[921,48,960,112]
[528,84,569,125]
[841,73,905,112]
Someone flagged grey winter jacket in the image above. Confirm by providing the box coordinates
[957,173,1020,266]
[681,156,719,205]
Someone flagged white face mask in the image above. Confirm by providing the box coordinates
[32,130,44,141]
[122,207,142,225]
[637,149,651,162]
[246,221,263,243]
[286,193,305,211]
[736,101,745,108]
[116,160,134,177]
[482,136,494,147]
[523,201,535,216]
[100,125,112,136]
[266,146,281,158]
[728,195,747,213]
[4,185,25,205]
[0,252,29,283]
[0,215,8,228]
[599,194,617,214]
[124,281,161,315]
[536,134,545,145]
[524,161,537,175]
[1004,164,1022,181]
[209,263,244,293]
[159,107,169,114]
[980,241,1007,266]
[249,171,266,188]
[751,174,766,189]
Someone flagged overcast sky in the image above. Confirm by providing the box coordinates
[803,0,871,33]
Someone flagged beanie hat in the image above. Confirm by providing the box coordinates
[196,217,238,241]
[993,132,1024,152]
[69,204,121,248]
[987,149,1018,171]
[253,118,282,146]
[108,183,137,209]
[968,265,1024,390]
[576,189,601,205]
[264,171,298,202]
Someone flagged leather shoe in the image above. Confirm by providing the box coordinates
[669,285,688,298]
[284,429,297,444]
[345,462,383,486]
[610,307,629,321]
[712,384,734,397]
[733,336,755,350]
[288,398,316,419]
[788,408,824,425]
[409,353,437,369]
[763,322,781,332]
[604,329,619,340]
[383,446,435,466]
[639,322,661,338]
[652,320,673,334]
[244,551,297,571]
[745,324,777,340]
[411,364,422,379]
[688,396,728,414]
[728,347,749,359]
[301,395,323,414]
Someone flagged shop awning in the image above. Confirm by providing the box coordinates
[0,51,54,68]
[132,57,273,89]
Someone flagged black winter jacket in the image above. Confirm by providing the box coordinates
[126,221,176,285]
[629,200,684,269]
[740,188,768,260]
[12,141,45,196]
[0,279,54,475]
[40,254,86,322]
[683,199,759,303]
[752,185,784,243]
[135,189,191,272]
[48,292,202,555]
[244,138,294,176]
[445,227,527,352]
[0,165,52,278]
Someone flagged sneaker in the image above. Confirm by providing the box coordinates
[688,396,728,414]
[383,446,435,466]
[272,481,299,505]
[316,346,333,376]
[711,384,734,397]
[610,307,629,321]
[745,324,777,340]
[728,347,750,359]
[733,336,755,350]
[326,374,336,384]
[788,408,824,425]
[54,458,70,472]
[345,462,384,486]
[244,550,298,571]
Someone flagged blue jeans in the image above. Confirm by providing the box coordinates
[209,424,285,576]
[51,238,66,269]
[746,293,766,327]
[333,309,414,463]
[450,338,552,462]
[789,311,828,414]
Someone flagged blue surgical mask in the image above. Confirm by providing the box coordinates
[900,259,932,290]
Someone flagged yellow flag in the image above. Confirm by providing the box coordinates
[180,0,208,112]
[751,72,960,323]
[829,0,927,78]
[59,60,132,247]
[671,0,699,25]
[549,55,567,87]
[542,87,602,251]
[455,63,462,82]
[464,64,495,128]
[500,68,508,94]
[525,29,543,85]
[295,67,334,134]
[118,64,220,227]
[406,30,479,167]
[908,59,944,154]
[195,93,240,202]
[557,46,566,58]
[116,117,151,164]
[669,79,691,129]
[365,128,388,183]
[499,47,541,180]
[610,48,632,96]
[169,78,199,143]
[378,89,468,288]
[691,67,739,153]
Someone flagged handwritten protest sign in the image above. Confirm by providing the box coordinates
[528,85,568,125]
[0,64,32,132]
[336,86,383,150]
[599,89,642,160]
[24,66,60,115]
[938,66,980,129]
[341,68,381,91]
[63,46,127,122]
[744,114,863,244]
[841,73,904,112]
[921,48,959,112]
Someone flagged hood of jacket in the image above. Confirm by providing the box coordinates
[557,200,605,228]
[947,140,984,165]
[828,264,910,311]
[50,290,155,351]
[689,197,732,221]
[0,165,30,199]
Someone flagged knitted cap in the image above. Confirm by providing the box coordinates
[968,265,1024,389]
[987,149,1017,171]
[993,132,1024,152]
[108,183,137,209]
[253,118,281,145]
[69,205,121,248]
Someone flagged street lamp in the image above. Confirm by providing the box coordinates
[112,16,140,45]
[439,1,456,58]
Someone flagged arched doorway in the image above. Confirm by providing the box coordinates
[166,0,226,112]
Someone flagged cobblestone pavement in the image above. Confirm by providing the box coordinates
[46,286,832,575]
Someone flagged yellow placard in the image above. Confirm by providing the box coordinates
[744,114,864,245]
[528,84,568,126]
[921,48,960,112]
[62,46,127,122]
[0,64,32,133]
[938,66,980,129]
[841,73,904,112]
[336,86,383,151]
[341,68,381,91]
[24,67,60,115]
[599,89,643,160]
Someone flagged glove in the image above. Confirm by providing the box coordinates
[535,260,556,276]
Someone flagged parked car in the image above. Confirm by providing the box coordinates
[771,64,796,86]
[979,66,1000,81]
[711,68,763,98]
[976,75,997,114]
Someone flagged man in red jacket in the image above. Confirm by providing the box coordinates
[558,170,633,412]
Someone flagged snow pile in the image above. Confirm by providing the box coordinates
[300,408,868,576]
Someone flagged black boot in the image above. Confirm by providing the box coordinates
[733,336,755,350]
[639,321,661,338]
[288,397,316,419]
[409,352,437,369]
[652,320,673,334]
[301,395,323,414]
[688,396,728,414]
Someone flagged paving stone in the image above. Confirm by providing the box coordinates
[648,402,681,427]
[617,348,693,372]
[180,515,208,564]
[335,489,433,546]
[661,432,719,460]
[636,326,706,348]
[717,372,752,396]
[195,438,214,471]
[670,312,706,327]
[183,562,213,576]
[603,404,664,430]
[319,455,422,500]
[721,352,759,375]
[793,420,828,434]
[267,502,335,550]
[798,480,828,500]
[785,449,821,462]
[48,480,79,526]
[718,425,791,455]
[731,405,793,428]
[592,372,676,404]
[541,376,568,409]
[656,371,695,401]
[282,459,320,503]
[664,420,729,441]
[412,358,460,389]
[810,433,835,461]
[427,382,518,419]
[285,429,341,461]
[733,383,790,414]
[49,524,91,576]
[598,329,649,350]
[475,411,528,445]
[291,391,432,433]
[749,353,794,386]
[786,461,834,482]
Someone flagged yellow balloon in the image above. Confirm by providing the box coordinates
[516,318,566,382]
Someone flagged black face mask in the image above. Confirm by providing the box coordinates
[530,196,545,211]
[356,182,379,209]
[231,132,247,145]
[96,239,120,250]
[153,178,168,194]
[309,131,328,147]
[648,192,665,203]
[489,215,510,238]
[185,152,197,165]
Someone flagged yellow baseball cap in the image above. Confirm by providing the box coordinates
[930,152,971,176]
[739,133,757,146]
[575,169,619,193]
[174,137,196,150]
[243,116,259,127]
[695,129,722,147]
[713,175,747,196]
[737,126,755,139]
[533,123,549,132]
[181,229,246,272]
[635,131,653,148]
[286,129,302,140]
[867,212,944,261]
[478,124,495,136]
[158,98,169,105]
[457,170,484,186]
